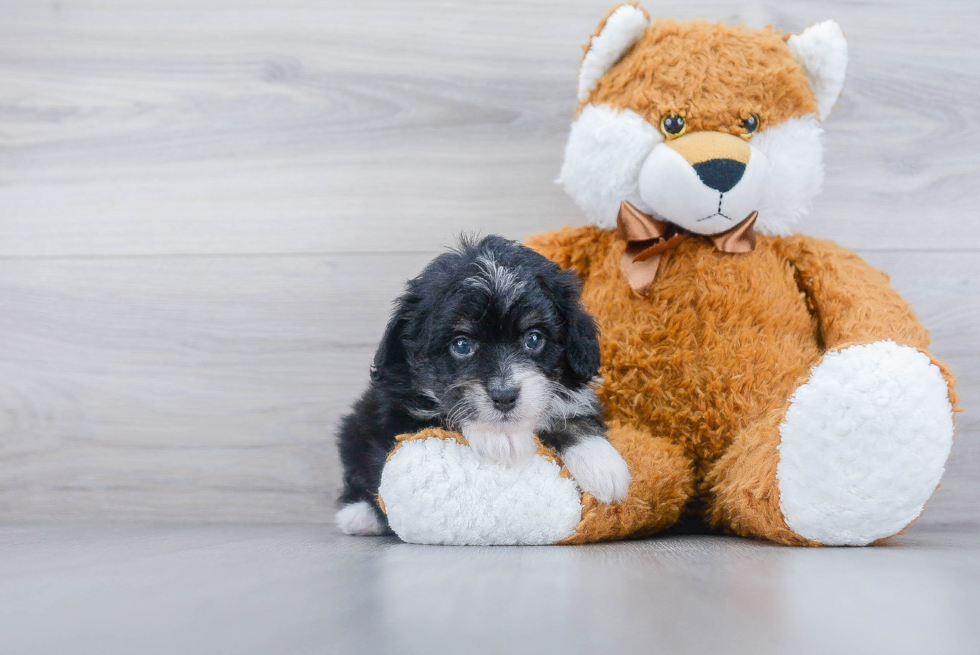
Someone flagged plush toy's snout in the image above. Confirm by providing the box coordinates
[669,131,750,191]
[637,131,771,235]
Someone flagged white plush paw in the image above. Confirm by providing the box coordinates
[461,425,537,467]
[379,437,583,545]
[336,500,385,536]
[561,436,632,503]
[777,341,954,546]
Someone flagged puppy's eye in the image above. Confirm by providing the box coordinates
[450,336,475,358]
[660,114,686,138]
[522,330,545,353]
[740,113,759,139]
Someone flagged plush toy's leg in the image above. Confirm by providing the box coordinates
[705,341,956,546]
[379,428,586,546]
[703,409,816,546]
[378,424,694,545]
[559,422,694,544]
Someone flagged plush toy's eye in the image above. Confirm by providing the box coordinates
[451,336,476,358]
[522,330,545,353]
[740,113,760,139]
[660,114,686,138]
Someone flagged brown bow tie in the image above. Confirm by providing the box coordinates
[616,201,758,296]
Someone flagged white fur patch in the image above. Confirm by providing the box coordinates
[560,436,631,503]
[637,142,772,235]
[777,341,954,546]
[336,500,385,536]
[577,4,650,102]
[379,437,583,545]
[558,104,661,229]
[466,254,527,311]
[544,381,601,426]
[455,365,554,464]
[787,20,848,120]
[462,424,538,467]
[751,115,825,235]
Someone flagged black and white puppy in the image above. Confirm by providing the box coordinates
[335,235,631,536]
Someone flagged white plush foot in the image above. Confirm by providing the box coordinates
[561,436,632,503]
[777,341,954,546]
[336,500,385,536]
[379,437,583,545]
[461,425,537,467]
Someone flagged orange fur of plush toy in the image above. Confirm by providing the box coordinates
[520,8,955,544]
[583,17,816,135]
[526,228,956,545]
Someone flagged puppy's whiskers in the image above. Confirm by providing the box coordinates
[444,383,481,431]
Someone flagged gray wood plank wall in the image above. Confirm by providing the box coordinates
[1,0,977,523]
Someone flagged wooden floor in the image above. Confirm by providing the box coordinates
[2,522,979,655]
[1,0,978,652]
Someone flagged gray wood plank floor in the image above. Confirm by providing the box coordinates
[2,522,979,655]
[0,0,978,651]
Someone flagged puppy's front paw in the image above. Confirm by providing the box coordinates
[562,436,631,503]
[336,500,385,536]
[462,426,537,467]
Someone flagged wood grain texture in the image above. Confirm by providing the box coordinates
[1,0,979,255]
[0,253,432,521]
[1,523,979,655]
[0,0,977,524]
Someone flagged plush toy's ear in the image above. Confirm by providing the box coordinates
[577,3,650,102]
[787,20,848,121]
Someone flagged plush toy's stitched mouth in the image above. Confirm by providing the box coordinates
[697,192,739,222]
[698,213,736,222]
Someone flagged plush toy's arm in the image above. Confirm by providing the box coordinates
[524,224,606,278]
[776,235,931,351]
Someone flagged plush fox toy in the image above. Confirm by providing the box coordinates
[376,5,957,546]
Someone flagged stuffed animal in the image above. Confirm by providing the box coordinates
[376,4,957,546]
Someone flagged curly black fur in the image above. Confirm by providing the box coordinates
[336,235,606,531]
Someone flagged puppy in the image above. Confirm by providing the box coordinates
[335,235,631,536]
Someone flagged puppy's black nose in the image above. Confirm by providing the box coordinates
[693,158,746,193]
[489,386,520,413]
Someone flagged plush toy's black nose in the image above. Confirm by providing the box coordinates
[693,158,746,193]
[489,386,520,412]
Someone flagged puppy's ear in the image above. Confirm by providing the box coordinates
[564,300,601,385]
[543,269,601,385]
[370,295,415,383]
